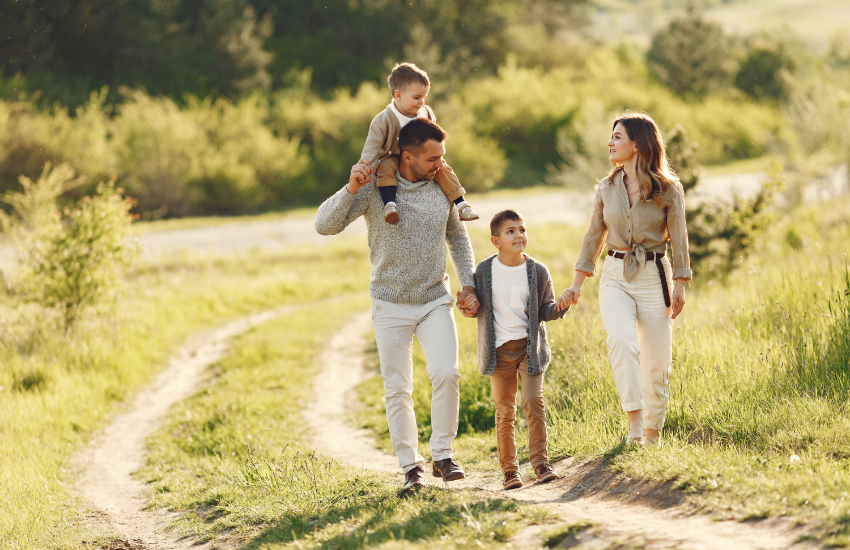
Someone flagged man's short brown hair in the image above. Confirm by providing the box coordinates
[399,119,447,156]
[388,62,430,94]
[490,209,525,236]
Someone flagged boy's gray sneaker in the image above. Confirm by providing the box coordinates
[403,466,425,492]
[384,202,400,224]
[456,201,479,221]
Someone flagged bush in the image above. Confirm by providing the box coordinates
[0,91,115,200]
[735,41,796,102]
[548,101,614,188]
[453,62,580,186]
[647,10,733,97]
[666,127,785,279]
[8,164,140,332]
[272,76,388,200]
[113,90,309,216]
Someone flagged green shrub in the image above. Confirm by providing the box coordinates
[272,76,388,200]
[12,165,139,332]
[0,91,114,199]
[647,9,734,97]
[735,41,796,102]
[112,90,309,216]
[548,100,613,188]
[453,61,580,185]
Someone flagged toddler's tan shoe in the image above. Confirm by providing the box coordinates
[383,202,400,224]
[456,201,479,221]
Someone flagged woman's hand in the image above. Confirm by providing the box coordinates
[556,284,582,310]
[555,289,573,311]
[671,279,686,319]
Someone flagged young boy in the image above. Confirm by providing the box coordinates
[356,62,479,224]
[470,209,569,489]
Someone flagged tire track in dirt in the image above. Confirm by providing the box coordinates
[73,305,303,550]
[309,312,816,550]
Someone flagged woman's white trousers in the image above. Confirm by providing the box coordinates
[598,255,674,430]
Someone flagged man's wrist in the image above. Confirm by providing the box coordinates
[345,182,357,195]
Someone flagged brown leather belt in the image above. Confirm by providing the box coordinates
[607,249,671,308]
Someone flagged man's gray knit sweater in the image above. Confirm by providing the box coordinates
[315,174,475,304]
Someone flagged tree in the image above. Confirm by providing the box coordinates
[734,42,795,102]
[0,0,273,105]
[647,9,733,97]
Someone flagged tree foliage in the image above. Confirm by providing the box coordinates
[1,0,591,104]
[1,0,273,104]
[734,42,795,102]
[647,10,733,97]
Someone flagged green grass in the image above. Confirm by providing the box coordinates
[133,205,319,233]
[542,520,599,548]
[0,238,371,549]
[137,300,557,548]
[351,197,850,546]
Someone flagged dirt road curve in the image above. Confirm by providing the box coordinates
[309,312,815,550]
[73,306,300,550]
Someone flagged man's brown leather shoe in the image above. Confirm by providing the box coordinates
[432,458,466,481]
[403,466,425,492]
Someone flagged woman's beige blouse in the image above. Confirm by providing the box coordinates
[575,170,692,282]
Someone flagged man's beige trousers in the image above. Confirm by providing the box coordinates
[598,255,674,430]
[371,294,460,473]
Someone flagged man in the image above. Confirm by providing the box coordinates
[315,118,479,492]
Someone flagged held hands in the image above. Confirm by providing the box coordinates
[555,284,582,311]
[346,159,372,194]
[456,286,479,318]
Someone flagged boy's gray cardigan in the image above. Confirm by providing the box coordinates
[473,254,568,377]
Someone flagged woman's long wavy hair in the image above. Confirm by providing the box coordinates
[607,112,679,206]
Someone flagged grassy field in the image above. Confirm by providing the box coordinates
[7,187,850,548]
[136,297,557,549]
[352,196,850,546]
[0,239,371,549]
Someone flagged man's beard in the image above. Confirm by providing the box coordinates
[411,161,436,182]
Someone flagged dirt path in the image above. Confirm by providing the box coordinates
[73,306,300,550]
[310,312,816,550]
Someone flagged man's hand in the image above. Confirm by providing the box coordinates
[346,159,372,194]
[456,286,479,317]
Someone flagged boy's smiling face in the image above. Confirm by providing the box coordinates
[491,218,528,257]
[393,83,429,118]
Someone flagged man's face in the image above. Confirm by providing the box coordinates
[406,139,446,182]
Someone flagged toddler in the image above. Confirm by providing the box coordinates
[357,62,479,224]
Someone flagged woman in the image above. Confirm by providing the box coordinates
[557,112,691,445]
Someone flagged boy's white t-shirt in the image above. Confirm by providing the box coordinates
[491,257,530,348]
[389,102,428,128]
